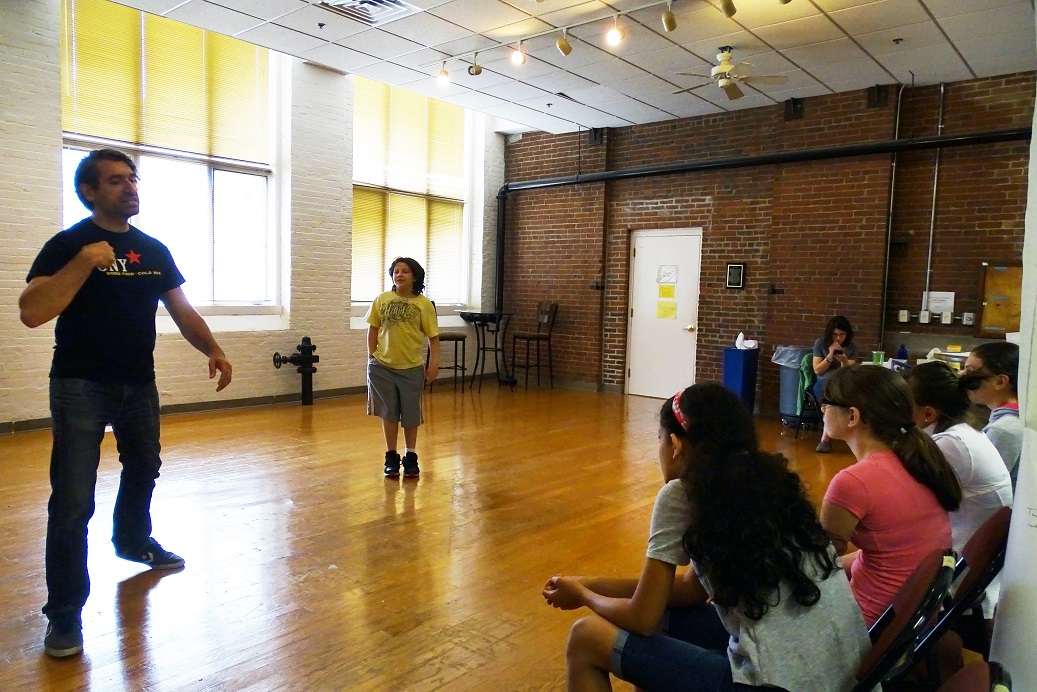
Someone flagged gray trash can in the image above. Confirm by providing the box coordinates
[771,346,818,428]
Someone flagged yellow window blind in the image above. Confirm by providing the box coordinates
[352,188,387,300]
[61,0,268,164]
[353,78,389,188]
[428,99,465,199]
[61,0,141,144]
[428,199,463,302]
[385,193,427,271]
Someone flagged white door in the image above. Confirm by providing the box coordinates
[626,229,702,399]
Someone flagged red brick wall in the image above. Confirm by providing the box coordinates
[502,73,1034,411]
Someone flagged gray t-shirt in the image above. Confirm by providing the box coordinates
[813,337,860,384]
[647,479,875,692]
[984,406,1023,490]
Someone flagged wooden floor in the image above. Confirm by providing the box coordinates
[0,386,855,691]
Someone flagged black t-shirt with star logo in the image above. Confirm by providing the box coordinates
[27,218,185,384]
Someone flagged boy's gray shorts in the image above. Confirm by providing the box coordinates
[367,358,425,428]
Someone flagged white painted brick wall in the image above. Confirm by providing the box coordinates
[1,0,500,426]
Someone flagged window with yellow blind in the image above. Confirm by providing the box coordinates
[60,0,275,307]
[352,77,466,304]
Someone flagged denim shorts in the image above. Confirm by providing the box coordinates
[611,606,761,692]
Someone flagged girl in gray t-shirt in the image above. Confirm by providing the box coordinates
[542,383,872,691]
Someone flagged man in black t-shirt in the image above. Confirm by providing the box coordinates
[20,149,233,659]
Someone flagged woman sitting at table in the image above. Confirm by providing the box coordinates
[812,316,859,453]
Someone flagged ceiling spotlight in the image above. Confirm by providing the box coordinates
[778,0,792,3]
[556,28,572,56]
[720,0,736,17]
[606,15,625,47]
[467,53,482,76]
[511,42,526,65]
[437,61,449,85]
[661,2,676,32]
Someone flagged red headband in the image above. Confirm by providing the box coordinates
[672,391,689,429]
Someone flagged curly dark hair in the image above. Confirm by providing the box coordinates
[661,383,839,621]
[823,315,855,348]
[388,256,426,295]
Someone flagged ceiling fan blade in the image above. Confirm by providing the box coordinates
[674,70,711,77]
[672,83,709,95]
[722,80,744,100]
[741,74,788,86]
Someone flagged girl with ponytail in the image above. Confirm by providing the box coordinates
[544,383,871,691]
[907,361,1012,619]
[820,365,962,626]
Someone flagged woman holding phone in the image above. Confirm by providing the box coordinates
[812,316,859,453]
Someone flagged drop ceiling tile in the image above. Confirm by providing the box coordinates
[210,0,301,21]
[527,38,612,69]
[782,37,868,68]
[516,96,607,123]
[112,0,192,13]
[828,0,931,35]
[571,18,679,58]
[753,15,847,50]
[166,1,261,36]
[273,4,369,42]
[732,0,820,29]
[598,99,673,123]
[484,17,555,42]
[969,53,1037,79]
[534,0,612,28]
[396,77,471,98]
[339,29,425,59]
[481,103,576,133]
[301,42,380,71]
[939,3,1036,42]
[923,0,1025,20]
[428,0,533,34]
[854,21,948,57]
[568,57,650,84]
[628,45,707,76]
[378,11,473,46]
[609,73,683,97]
[523,69,599,93]
[481,54,560,80]
[480,80,552,101]
[955,29,1037,65]
[443,91,509,109]
[525,0,601,21]
[348,61,429,85]
[682,33,770,62]
[753,83,834,102]
[652,5,737,47]
[805,56,896,84]
[235,22,326,53]
[638,91,721,118]
[392,47,450,70]
[874,44,970,84]
[430,34,500,58]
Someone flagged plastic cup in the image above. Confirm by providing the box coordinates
[872,351,885,364]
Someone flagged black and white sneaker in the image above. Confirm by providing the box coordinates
[116,538,185,570]
[44,613,83,658]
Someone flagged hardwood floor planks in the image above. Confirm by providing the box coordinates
[0,387,853,690]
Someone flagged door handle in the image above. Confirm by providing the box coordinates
[685,325,696,332]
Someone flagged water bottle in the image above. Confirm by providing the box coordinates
[896,344,908,360]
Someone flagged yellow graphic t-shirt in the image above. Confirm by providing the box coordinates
[365,292,439,370]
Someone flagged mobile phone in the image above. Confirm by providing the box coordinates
[834,349,844,355]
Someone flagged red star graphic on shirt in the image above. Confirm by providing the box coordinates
[126,250,142,265]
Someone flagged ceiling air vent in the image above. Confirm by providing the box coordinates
[318,0,422,27]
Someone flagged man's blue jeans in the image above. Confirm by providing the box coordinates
[43,378,162,619]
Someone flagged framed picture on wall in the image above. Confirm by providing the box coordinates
[726,263,745,290]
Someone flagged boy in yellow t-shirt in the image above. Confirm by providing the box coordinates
[365,257,439,478]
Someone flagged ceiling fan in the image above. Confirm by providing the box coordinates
[673,46,788,100]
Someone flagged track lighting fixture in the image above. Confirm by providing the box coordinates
[661,2,676,32]
[511,42,526,65]
[437,61,449,85]
[467,53,482,76]
[606,15,625,47]
[778,0,791,3]
[556,29,572,56]
[720,0,736,17]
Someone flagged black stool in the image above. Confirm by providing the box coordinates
[428,332,467,390]
[511,302,558,389]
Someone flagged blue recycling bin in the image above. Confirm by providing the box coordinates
[723,347,759,412]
